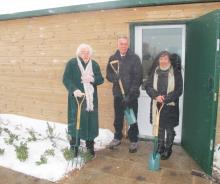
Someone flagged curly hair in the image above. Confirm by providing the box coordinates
[76,43,93,57]
[148,50,171,76]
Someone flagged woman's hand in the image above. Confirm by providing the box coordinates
[73,89,83,97]
[155,95,164,103]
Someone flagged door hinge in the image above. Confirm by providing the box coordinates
[217,39,220,51]
[210,139,213,151]
[214,92,217,102]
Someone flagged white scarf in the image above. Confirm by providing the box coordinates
[77,57,94,111]
[152,66,175,135]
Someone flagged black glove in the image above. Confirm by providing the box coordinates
[122,95,131,108]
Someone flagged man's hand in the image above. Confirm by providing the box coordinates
[122,95,131,108]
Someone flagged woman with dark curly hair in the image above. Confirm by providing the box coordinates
[146,51,183,160]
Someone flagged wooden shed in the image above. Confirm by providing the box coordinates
[0,0,220,175]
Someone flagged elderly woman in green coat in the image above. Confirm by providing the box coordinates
[63,43,104,158]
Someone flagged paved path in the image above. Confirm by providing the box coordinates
[0,140,210,184]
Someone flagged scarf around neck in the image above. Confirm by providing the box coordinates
[77,57,94,111]
[152,66,175,135]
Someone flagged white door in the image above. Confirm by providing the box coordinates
[135,25,185,143]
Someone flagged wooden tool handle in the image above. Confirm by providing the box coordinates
[110,60,125,96]
[75,94,85,130]
[152,104,164,136]
[110,60,119,74]
[118,79,125,96]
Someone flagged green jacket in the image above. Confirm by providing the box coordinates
[63,58,104,140]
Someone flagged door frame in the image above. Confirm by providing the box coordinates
[130,21,188,51]
[134,24,186,95]
[131,23,186,143]
[130,13,220,175]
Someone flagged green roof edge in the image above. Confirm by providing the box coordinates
[0,0,218,21]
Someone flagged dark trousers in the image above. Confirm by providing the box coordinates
[158,127,176,149]
[113,96,139,142]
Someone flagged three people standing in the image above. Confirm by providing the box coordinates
[63,39,182,160]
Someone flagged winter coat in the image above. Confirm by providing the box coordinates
[63,58,104,140]
[146,66,183,128]
[106,49,142,100]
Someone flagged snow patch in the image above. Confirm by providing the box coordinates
[213,144,220,179]
[0,114,113,182]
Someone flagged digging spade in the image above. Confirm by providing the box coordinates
[110,60,136,126]
[148,103,164,171]
[73,93,85,166]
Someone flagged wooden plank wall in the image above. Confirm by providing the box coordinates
[0,2,220,135]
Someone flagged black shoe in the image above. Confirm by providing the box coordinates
[85,140,95,161]
[161,127,175,160]
[161,149,172,160]
[129,142,138,153]
[156,143,165,154]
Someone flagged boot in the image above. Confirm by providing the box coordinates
[157,141,165,154]
[161,128,175,160]
[70,137,80,157]
[86,140,95,160]
[157,127,165,154]
[161,147,172,160]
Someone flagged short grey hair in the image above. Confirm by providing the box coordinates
[76,43,93,57]
[117,35,129,41]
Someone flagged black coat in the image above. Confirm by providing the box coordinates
[106,49,142,100]
[146,67,183,128]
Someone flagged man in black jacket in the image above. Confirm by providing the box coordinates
[106,36,142,153]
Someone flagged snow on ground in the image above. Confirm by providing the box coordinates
[0,114,113,182]
[213,144,220,179]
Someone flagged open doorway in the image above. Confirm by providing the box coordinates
[132,10,220,175]
[134,24,186,143]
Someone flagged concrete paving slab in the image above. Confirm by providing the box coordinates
[0,140,211,184]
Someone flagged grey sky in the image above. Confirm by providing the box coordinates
[0,0,115,14]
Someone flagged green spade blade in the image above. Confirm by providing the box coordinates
[124,108,136,125]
